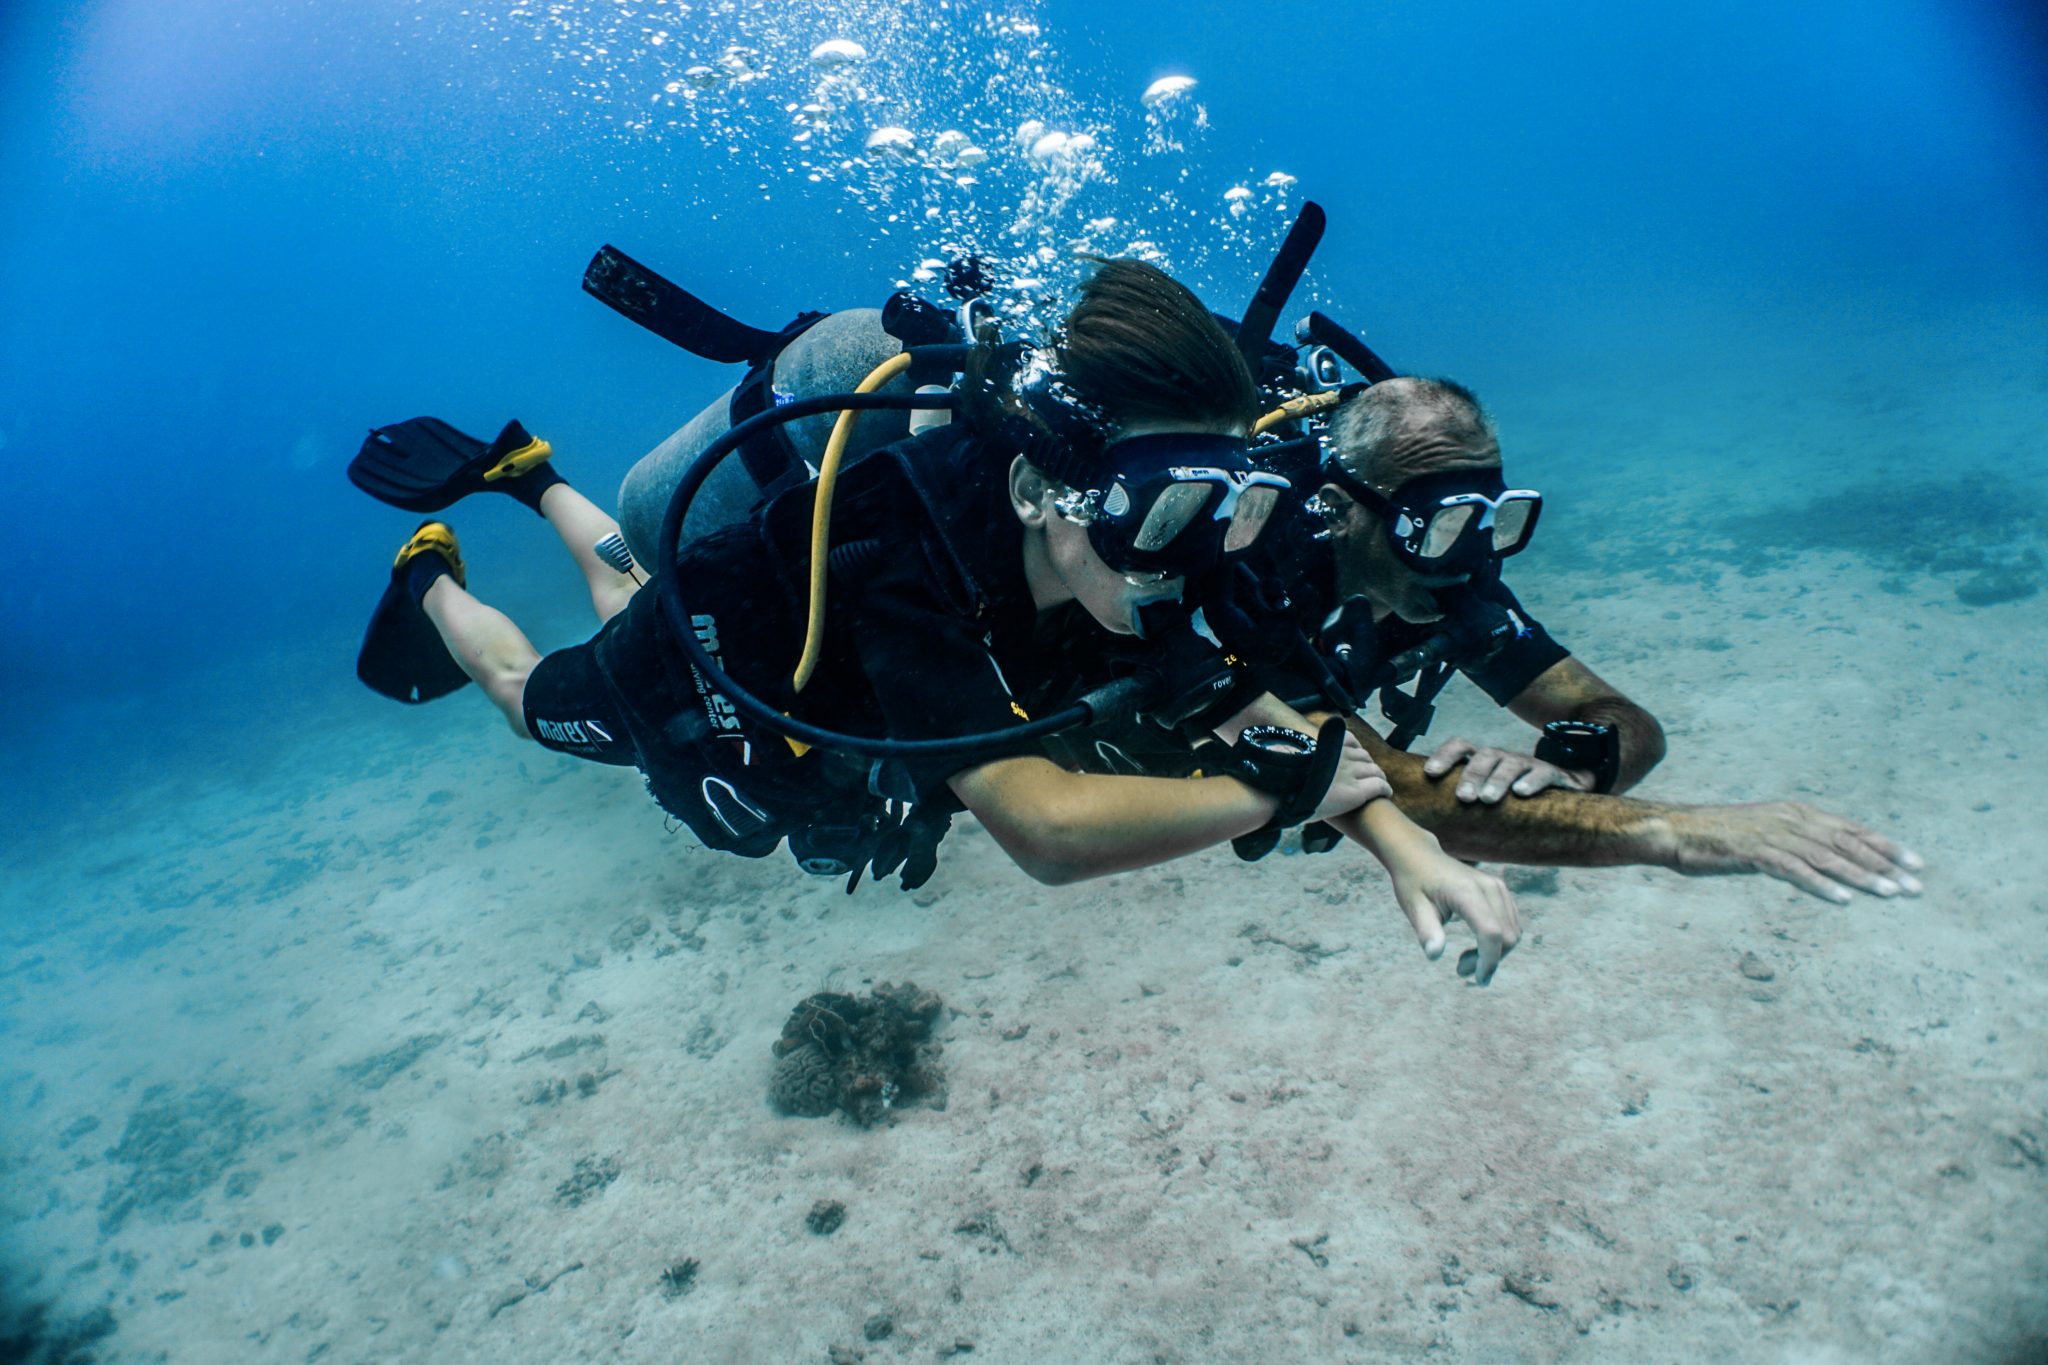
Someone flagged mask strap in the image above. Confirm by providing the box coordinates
[1321,463,1397,520]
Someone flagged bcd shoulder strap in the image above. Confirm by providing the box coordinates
[727,311,830,495]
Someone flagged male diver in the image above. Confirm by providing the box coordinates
[1279,376,1663,799]
[1237,375,1923,903]
[353,261,1529,983]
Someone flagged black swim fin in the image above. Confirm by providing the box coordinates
[357,523,472,704]
[348,417,553,513]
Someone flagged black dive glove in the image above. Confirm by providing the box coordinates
[1193,715,1351,862]
[865,804,953,893]
[795,801,954,893]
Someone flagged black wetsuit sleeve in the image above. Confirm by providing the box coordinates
[1462,579,1571,705]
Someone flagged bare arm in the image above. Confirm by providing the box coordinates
[1365,717,1670,862]
[948,723,1385,886]
[948,756,1279,885]
[1356,717,1924,902]
[1228,695,1526,985]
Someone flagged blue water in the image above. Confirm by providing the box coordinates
[3,0,2040,729]
[2,1,2045,1358]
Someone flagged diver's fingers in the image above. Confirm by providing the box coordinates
[1456,750,1508,802]
[1786,802,1923,877]
[1424,738,1477,778]
[1405,893,1448,961]
[1510,758,1560,797]
[1479,754,1539,803]
[1473,911,1507,987]
[1834,824,1924,890]
[1758,846,1854,905]
[1788,836,1900,898]
[1490,880,1522,983]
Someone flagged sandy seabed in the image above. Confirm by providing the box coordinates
[4,345,2046,1364]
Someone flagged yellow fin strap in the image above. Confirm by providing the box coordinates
[791,350,914,694]
[482,436,554,482]
[393,522,466,588]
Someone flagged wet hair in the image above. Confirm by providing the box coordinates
[1328,376,1499,487]
[1058,258,1258,435]
[966,258,1258,489]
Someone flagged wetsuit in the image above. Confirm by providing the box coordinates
[520,425,1051,865]
[1241,508,1570,740]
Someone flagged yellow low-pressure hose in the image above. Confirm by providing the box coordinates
[791,350,914,694]
[1251,388,1343,437]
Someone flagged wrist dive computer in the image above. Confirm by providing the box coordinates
[1534,719,1621,794]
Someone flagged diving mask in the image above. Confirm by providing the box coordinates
[1053,433,1290,579]
[1325,464,1541,574]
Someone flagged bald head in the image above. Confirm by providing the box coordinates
[1328,377,1500,490]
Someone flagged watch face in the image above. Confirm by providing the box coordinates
[1242,725,1314,755]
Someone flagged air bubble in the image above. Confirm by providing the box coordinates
[1141,75,1197,109]
[865,126,916,158]
[809,38,867,67]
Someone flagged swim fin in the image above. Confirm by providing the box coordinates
[348,417,553,513]
[357,523,472,704]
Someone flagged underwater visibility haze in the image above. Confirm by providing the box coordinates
[2,0,2046,1359]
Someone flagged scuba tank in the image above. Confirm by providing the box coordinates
[593,246,949,567]
[615,308,915,565]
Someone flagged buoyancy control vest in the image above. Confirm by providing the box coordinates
[593,426,1013,887]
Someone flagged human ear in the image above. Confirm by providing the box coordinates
[1009,455,1051,528]
[1317,482,1364,535]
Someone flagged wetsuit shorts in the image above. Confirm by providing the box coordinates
[515,567,827,861]
[522,633,639,767]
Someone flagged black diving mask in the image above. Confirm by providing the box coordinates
[1326,464,1542,574]
[1053,433,1290,579]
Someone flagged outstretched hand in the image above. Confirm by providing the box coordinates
[1389,852,1522,987]
[1665,801,1924,904]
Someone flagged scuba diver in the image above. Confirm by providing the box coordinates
[1270,375,1665,800]
[350,256,1528,984]
[1198,322,1924,902]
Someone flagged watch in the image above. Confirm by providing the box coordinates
[1199,725,1318,797]
[1534,719,1620,794]
[1233,725,1318,785]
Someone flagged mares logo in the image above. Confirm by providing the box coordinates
[688,613,745,735]
[534,717,613,750]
